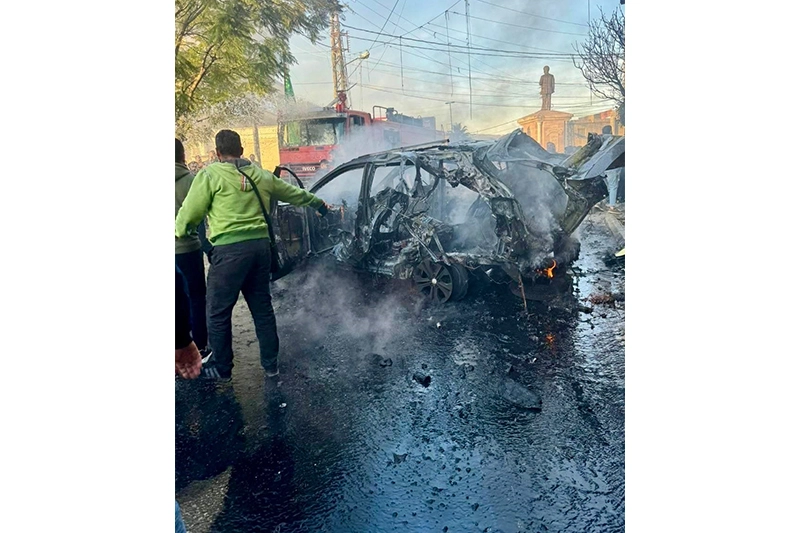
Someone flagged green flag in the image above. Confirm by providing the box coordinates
[284,69,295,101]
[282,67,302,145]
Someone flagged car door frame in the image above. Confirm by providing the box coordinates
[307,161,372,255]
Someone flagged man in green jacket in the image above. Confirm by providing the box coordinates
[176,129,329,380]
[175,138,208,355]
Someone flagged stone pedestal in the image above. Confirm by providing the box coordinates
[517,110,574,153]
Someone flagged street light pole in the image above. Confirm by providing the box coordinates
[341,51,370,109]
[345,50,370,68]
[445,101,455,132]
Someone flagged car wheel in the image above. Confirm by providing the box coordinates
[413,260,468,304]
[449,263,469,301]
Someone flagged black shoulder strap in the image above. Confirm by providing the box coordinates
[235,166,278,246]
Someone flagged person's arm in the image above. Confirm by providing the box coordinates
[197,218,213,256]
[264,170,329,215]
[176,170,213,238]
[176,267,201,379]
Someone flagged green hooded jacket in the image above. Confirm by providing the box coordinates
[175,163,202,254]
[175,159,324,247]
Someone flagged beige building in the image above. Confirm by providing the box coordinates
[185,124,281,171]
[517,108,624,153]
[517,110,574,153]
[566,109,624,149]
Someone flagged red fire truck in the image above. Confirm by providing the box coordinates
[278,94,445,180]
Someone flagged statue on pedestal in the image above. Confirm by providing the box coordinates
[539,66,555,111]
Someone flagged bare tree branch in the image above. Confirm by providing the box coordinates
[572,7,625,122]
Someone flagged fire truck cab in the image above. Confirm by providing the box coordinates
[278,96,443,181]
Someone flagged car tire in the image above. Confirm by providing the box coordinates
[449,263,469,301]
[413,260,468,304]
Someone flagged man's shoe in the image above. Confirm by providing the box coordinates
[263,360,279,378]
[198,364,231,382]
[200,347,213,364]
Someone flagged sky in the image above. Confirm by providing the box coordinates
[287,0,624,136]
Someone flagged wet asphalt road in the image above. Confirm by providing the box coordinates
[176,210,625,533]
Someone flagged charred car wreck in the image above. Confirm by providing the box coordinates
[271,129,624,303]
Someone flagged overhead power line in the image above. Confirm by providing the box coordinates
[472,118,521,133]
[424,20,569,54]
[348,35,576,60]
[360,83,612,109]
[374,59,589,86]
[367,0,401,52]
[342,24,576,58]
[367,62,590,90]
[368,0,408,73]
[473,0,589,28]
[363,68,592,100]
[449,11,587,36]
[349,2,465,76]
[359,0,541,89]
[348,0,583,95]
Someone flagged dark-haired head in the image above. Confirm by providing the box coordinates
[175,138,185,164]
[215,130,244,158]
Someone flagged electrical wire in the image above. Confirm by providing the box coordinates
[362,0,547,88]
[348,35,577,60]
[365,65,591,99]
[359,82,612,109]
[371,59,590,87]
[366,0,401,52]
[342,25,576,57]
[424,20,569,54]
[473,0,589,28]
[448,11,588,36]
[367,0,408,73]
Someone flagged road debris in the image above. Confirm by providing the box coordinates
[500,377,542,411]
[413,373,432,387]
[372,353,393,367]
[588,292,617,305]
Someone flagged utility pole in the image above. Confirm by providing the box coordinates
[330,12,348,101]
[252,122,261,164]
[465,0,473,120]
[445,101,455,131]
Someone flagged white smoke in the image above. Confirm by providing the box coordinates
[272,259,425,357]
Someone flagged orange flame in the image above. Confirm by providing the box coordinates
[544,259,557,279]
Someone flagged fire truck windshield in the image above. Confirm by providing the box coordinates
[279,118,345,148]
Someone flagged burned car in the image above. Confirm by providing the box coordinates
[270,129,624,303]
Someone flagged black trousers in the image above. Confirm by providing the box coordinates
[175,249,208,350]
[206,238,278,373]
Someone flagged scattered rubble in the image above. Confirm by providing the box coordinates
[588,292,617,305]
[371,353,393,367]
[500,378,542,411]
[413,373,432,387]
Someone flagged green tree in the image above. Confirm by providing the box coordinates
[572,7,625,124]
[450,122,470,142]
[175,0,342,129]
